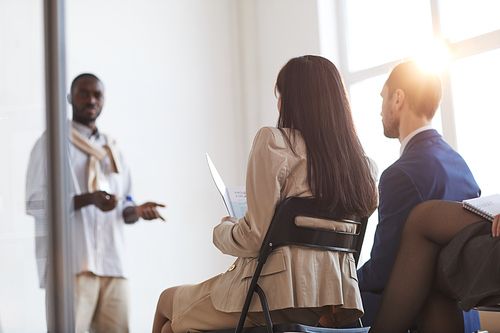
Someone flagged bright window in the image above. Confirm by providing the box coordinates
[345,0,433,72]
[452,48,500,196]
[319,0,500,266]
[440,0,500,42]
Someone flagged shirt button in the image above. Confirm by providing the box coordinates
[97,225,101,230]
[227,264,236,272]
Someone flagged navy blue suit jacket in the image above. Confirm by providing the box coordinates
[357,130,481,331]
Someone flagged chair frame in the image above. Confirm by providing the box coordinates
[473,295,500,312]
[211,196,369,333]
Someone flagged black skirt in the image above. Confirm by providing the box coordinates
[441,220,500,311]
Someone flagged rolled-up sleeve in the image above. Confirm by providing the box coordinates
[213,127,287,258]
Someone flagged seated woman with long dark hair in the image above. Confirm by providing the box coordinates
[369,200,500,333]
[152,55,377,333]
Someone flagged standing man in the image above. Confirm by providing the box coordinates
[26,73,165,333]
[356,60,481,332]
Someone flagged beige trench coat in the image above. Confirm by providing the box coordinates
[211,127,363,320]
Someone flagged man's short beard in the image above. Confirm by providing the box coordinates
[383,121,399,139]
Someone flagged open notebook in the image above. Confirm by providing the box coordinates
[463,194,500,222]
[206,153,247,219]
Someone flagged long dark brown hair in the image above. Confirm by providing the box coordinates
[276,55,376,217]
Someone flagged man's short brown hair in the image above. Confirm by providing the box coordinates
[385,60,442,120]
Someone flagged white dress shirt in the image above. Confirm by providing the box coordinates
[399,124,434,156]
[26,121,135,288]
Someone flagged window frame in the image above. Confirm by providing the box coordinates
[333,0,500,150]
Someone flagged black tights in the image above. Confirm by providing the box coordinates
[369,200,483,333]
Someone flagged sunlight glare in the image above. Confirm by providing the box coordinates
[414,39,451,74]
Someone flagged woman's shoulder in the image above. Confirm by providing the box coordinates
[255,126,281,137]
[253,127,306,156]
[253,126,285,148]
[254,126,301,144]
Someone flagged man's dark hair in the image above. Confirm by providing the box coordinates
[70,73,102,94]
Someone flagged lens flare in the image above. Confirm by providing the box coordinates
[414,39,451,73]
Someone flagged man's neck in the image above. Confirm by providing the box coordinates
[398,111,432,143]
[73,119,97,132]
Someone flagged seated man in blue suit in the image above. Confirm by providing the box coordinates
[356,60,481,332]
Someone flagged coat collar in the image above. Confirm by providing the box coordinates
[401,129,441,155]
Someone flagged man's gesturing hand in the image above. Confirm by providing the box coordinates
[136,202,166,221]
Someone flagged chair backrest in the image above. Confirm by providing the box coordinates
[474,295,500,312]
[234,196,369,333]
[258,196,368,266]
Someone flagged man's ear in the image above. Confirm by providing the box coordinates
[67,93,72,104]
[394,89,405,110]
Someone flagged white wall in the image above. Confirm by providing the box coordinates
[65,1,247,330]
[236,0,321,145]
[0,0,321,332]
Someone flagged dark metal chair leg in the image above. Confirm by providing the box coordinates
[255,285,273,333]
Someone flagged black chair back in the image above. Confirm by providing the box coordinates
[258,197,365,265]
[233,197,369,333]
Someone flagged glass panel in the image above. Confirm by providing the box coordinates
[452,49,500,196]
[0,1,47,332]
[440,0,500,42]
[345,0,433,72]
